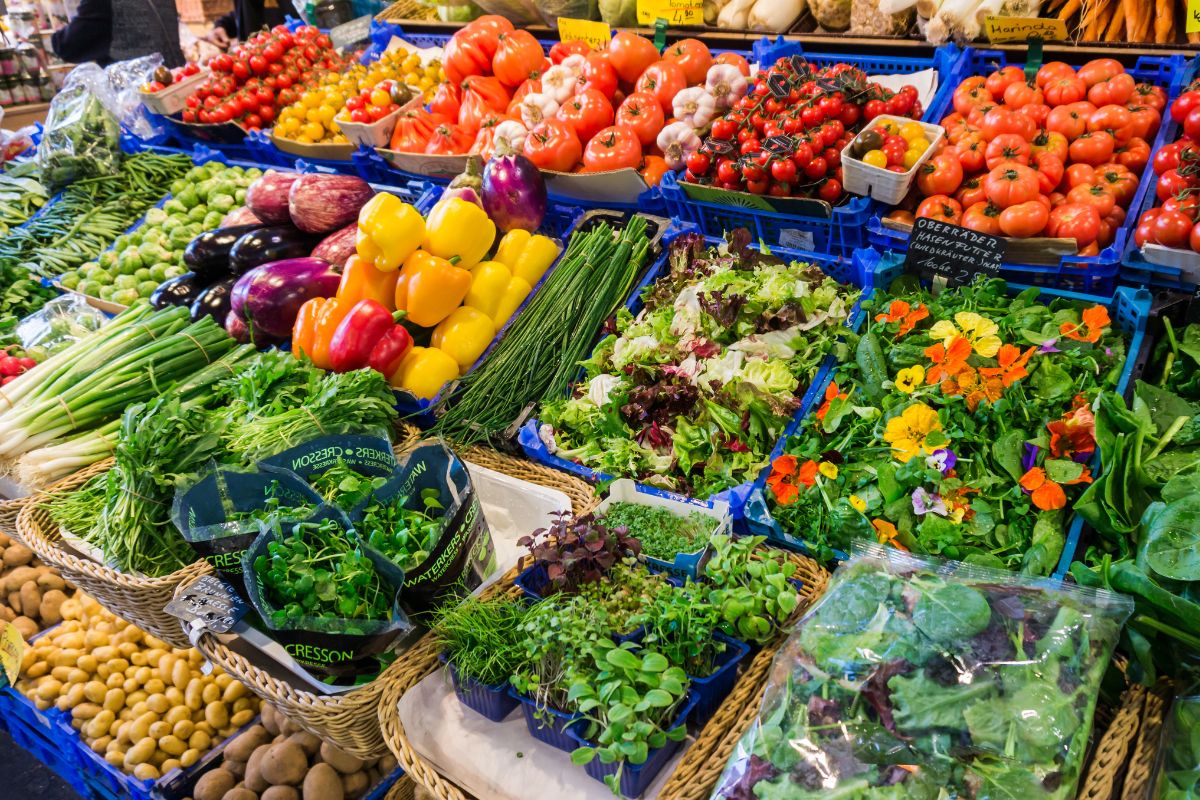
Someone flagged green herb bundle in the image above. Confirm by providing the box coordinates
[432,595,530,687]
[595,502,714,561]
[360,488,444,573]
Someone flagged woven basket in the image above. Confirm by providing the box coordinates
[177,441,598,761]
[1079,683,1149,800]
[386,774,417,800]
[0,496,27,544]
[16,458,212,650]
[378,546,829,800]
[1121,678,1174,800]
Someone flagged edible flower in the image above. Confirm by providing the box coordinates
[1047,400,1096,462]
[872,518,907,550]
[815,381,847,421]
[818,461,839,480]
[912,487,948,517]
[883,403,942,463]
[1039,339,1060,354]
[924,336,972,384]
[1019,467,1067,510]
[925,448,957,475]
[979,344,1035,387]
[964,375,1004,413]
[875,300,929,336]
[849,494,866,513]
[895,365,925,394]
[797,459,819,487]
[930,312,1002,357]
[1059,305,1111,343]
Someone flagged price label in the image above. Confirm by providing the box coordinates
[903,217,1004,288]
[703,137,734,155]
[330,15,373,51]
[165,576,248,634]
[763,135,795,155]
[983,15,1068,42]
[636,0,702,25]
[0,623,26,688]
[557,17,612,51]
[1189,0,1200,33]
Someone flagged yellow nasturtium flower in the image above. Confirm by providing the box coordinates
[930,311,1002,358]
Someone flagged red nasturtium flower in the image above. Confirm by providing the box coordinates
[979,343,1036,387]
[1059,305,1111,343]
[766,454,820,505]
[815,381,847,421]
[1048,398,1097,460]
[925,336,972,384]
[875,300,930,336]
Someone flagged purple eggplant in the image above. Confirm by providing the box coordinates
[245,171,301,225]
[288,174,374,234]
[229,257,340,339]
[229,226,321,275]
[310,223,357,269]
[150,272,204,309]
[189,278,236,323]
[481,152,547,233]
[184,224,266,279]
[438,156,483,207]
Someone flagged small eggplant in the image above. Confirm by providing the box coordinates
[229,225,322,275]
[150,272,204,309]
[189,278,236,323]
[184,224,264,279]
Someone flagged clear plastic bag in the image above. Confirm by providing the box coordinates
[1152,696,1200,799]
[37,63,122,191]
[15,294,107,360]
[105,55,166,141]
[709,543,1132,800]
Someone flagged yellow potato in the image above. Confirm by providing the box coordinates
[188,730,211,751]
[158,734,186,756]
[84,680,107,704]
[184,679,203,710]
[132,763,160,781]
[124,736,156,767]
[148,720,172,739]
[72,702,101,720]
[172,719,194,740]
[103,687,126,712]
[204,701,228,730]
[201,683,220,705]
[146,694,169,715]
[179,748,200,768]
[229,709,255,728]
[143,678,165,695]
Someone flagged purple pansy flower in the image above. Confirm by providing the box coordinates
[1039,339,1060,354]
[1022,443,1040,473]
[912,487,948,517]
[925,448,957,476]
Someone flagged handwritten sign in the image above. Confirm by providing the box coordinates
[1189,0,1200,33]
[164,575,248,634]
[0,622,26,688]
[330,15,373,51]
[983,15,1068,43]
[903,217,1004,288]
[636,0,702,25]
[557,17,612,51]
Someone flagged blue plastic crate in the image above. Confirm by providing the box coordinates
[739,248,1151,579]
[441,653,520,722]
[0,687,90,799]
[868,47,1188,296]
[1120,54,1200,291]
[687,632,750,728]
[518,228,885,515]
[660,41,960,258]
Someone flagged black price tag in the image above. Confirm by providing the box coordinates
[903,217,1005,288]
[165,576,247,634]
[704,137,734,155]
[763,135,795,155]
[766,72,790,98]
[789,54,807,73]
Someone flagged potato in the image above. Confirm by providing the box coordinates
[180,747,201,768]
[3,544,33,567]
[38,589,66,626]
[261,704,280,736]
[319,743,364,775]
[202,683,222,705]
[221,790,258,800]
[225,725,272,763]
[0,604,15,622]
[205,701,230,730]
[224,757,247,780]
[189,730,213,751]
[165,705,191,726]
[17,581,40,618]
[378,755,397,774]
[244,743,271,793]
[133,763,161,781]
[11,616,36,640]
[72,702,102,721]
[286,731,321,758]
[260,741,307,786]
[263,786,299,800]
[103,687,126,713]
[159,734,187,756]
[230,709,255,728]
[222,681,248,703]
[7,591,21,615]
[303,763,344,800]
[124,736,157,767]
[36,572,66,592]
[194,769,237,800]
[173,719,195,740]
[341,771,368,798]
[84,680,107,704]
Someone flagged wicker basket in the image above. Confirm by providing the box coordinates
[1121,678,1174,800]
[0,496,27,544]
[378,545,829,800]
[1079,682,1149,800]
[176,441,599,761]
[16,458,212,650]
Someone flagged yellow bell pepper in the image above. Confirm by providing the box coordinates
[431,307,496,371]
[405,251,472,328]
[356,193,425,272]
[396,346,461,400]
[422,198,495,270]
[464,260,532,327]
[492,229,561,286]
[337,254,398,309]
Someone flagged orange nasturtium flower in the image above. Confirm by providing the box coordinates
[924,336,972,384]
[797,459,819,487]
[1019,465,1092,511]
[1059,305,1111,343]
[965,375,1004,413]
[872,518,907,551]
[815,381,847,421]
[979,344,1036,387]
[875,300,930,336]
[1048,400,1097,461]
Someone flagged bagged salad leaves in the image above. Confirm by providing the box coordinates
[710,544,1131,800]
[537,230,860,499]
[1153,696,1200,799]
[38,64,123,192]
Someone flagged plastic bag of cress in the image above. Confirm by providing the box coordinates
[885,58,1165,253]
[681,58,922,201]
[179,25,350,129]
[1132,76,1200,254]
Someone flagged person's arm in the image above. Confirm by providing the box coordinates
[215,10,236,35]
[51,0,113,63]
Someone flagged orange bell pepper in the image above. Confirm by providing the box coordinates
[310,297,353,370]
[291,297,327,361]
[394,250,438,311]
[405,252,472,327]
[337,254,400,310]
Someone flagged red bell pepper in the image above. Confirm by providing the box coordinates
[328,300,403,373]
[367,325,414,384]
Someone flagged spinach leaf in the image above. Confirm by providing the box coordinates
[912,583,991,642]
[889,671,997,730]
[1136,381,1200,437]
[1142,497,1200,581]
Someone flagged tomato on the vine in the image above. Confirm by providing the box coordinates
[1152,210,1195,248]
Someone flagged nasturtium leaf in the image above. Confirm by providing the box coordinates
[640,652,669,672]
[642,688,674,708]
[605,646,641,671]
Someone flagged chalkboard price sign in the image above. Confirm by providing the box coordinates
[903,217,1005,287]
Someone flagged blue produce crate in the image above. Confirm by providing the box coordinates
[660,41,960,259]
[0,688,91,800]
[867,47,1189,296]
[687,632,751,728]
[1120,54,1200,291]
[440,653,520,722]
[518,228,886,516]
[740,248,1151,580]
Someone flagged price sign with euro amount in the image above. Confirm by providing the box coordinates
[903,217,1004,288]
[636,0,702,25]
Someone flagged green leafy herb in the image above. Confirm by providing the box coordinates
[594,502,714,561]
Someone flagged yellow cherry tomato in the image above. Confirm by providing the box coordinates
[907,137,931,155]
[862,149,888,168]
[875,119,898,135]
[902,147,924,169]
[302,122,324,141]
[900,122,926,143]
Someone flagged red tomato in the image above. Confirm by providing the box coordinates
[1047,203,1102,245]
[1088,104,1134,142]
[714,52,751,76]
[1047,102,1096,141]
[555,89,614,145]
[1158,168,1198,202]
[1044,76,1087,107]
[1032,152,1065,195]
[916,195,963,224]
[1031,130,1069,162]
[1036,61,1076,89]
[1152,210,1195,248]
[1017,102,1051,128]
[1088,72,1135,106]
[952,81,991,116]
[1126,105,1161,141]
[985,163,1040,209]
[425,123,473,155]
[1066,182,1116,217]
[635,61,687,119]
[981,106,1037,142]
[443,35,491,85]
[578,52,618,98]
[1004,81,1043,109]
[614,93,664,147]
[1186,107,1200,142]
[1163,195,1200,221]
[1064,163,1096,189]
[962,201,1003,235]
[986,66,1025,101]
[1068,131,1116,166]
[549,40,590,65]
[1134,209,1160,247]
[582,126,643,172]
[1134,82,1168,112]
[661,38,712,85]
[818,179,842,202]
[1094,164,1138,208]
[429,82,461,120]
[985,133,1032,169]
[1171,90,1200,124]
[1190,221,1200,253]
[917,153,964,196]
[492,31,544,88]
[458,75,511,134]
[953,138,987,173]
[523,119,582,172]
[999,200,1050,238]
[1078,58,1124,88]
[605,31,658,85]
[956,175,988,208]
[1152,140,1186,175]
